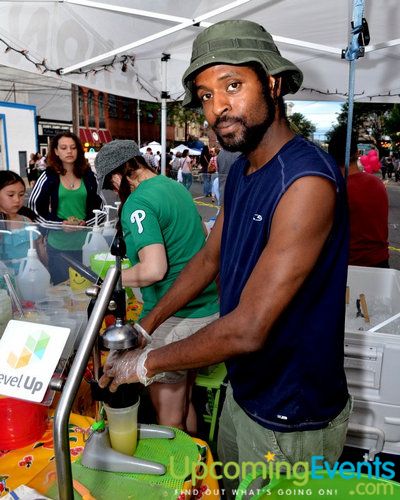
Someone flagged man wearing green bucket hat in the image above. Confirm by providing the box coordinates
[100,20,351,496]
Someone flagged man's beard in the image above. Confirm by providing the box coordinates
[212,92,275,155]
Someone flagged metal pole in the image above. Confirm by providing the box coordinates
[343,0,366,180]
[71,84,80,136]
[53,266,119,499]
[160,54,170,176]
[345,59,356,180]
[137,99,141,146]
[61,0,253,75]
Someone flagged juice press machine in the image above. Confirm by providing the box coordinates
[53,234,174,499]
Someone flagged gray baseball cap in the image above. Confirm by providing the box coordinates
[182,20,303,108]
[95,139,141,193]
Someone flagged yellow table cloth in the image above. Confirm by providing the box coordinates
[0,413,92,496]
[0,413,220,499]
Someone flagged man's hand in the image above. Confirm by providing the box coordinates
[98,349,142,392]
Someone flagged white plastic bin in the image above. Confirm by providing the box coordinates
[345,265,400,456]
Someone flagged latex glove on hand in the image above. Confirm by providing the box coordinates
[98,349,141,392]
[98,347,161,392]
[133,323,152,348]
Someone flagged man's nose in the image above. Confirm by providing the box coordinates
[212,91,230,117]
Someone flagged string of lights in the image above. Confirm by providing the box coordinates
[0,37,135,77]
[0,36,166,103]
[301,87,365,98]
[366,92,400,101]
[132,74,158,101]
[301,87,400,101]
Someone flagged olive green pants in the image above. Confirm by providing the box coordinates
[217,384,352,499]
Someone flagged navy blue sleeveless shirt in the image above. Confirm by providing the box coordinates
[221,135,349,431]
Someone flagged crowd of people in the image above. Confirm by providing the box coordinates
[141,143,230,204]
[26,152,47,187]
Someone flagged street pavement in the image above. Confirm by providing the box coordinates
[189,178,220,224]
[387,178,400,270]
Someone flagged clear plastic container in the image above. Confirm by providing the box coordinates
[35,297,65,313]
[82,209,109,267]
[70,292,91,312]
[0,289,12,338]
[45,285,72,308]
[104,400,140,456]
[15,227,51,303]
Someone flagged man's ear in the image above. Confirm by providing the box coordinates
[269,76,282,102]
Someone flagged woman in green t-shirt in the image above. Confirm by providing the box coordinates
[96,140,219,433]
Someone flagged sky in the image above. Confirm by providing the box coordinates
[289,101,344,141]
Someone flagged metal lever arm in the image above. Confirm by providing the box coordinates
[53,266,119,499]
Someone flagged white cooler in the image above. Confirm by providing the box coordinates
[345,265,400,458]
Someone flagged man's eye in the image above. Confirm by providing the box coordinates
[227,82,240,91]
[200,93,212,102]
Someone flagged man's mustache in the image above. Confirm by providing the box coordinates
[213,116,244,129]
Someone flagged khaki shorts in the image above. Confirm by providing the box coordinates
[151,312,219,384]
[218,384,353,499]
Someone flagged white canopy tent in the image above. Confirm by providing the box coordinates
[139,141,161,154]
[0,0,399,175]
[1,0,399,102]
[1,1,399,496]
[171,144,201,156]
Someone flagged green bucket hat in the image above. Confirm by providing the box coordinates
[182,20,303,108]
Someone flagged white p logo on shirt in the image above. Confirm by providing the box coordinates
[130,210,146,234]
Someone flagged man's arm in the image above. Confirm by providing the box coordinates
[139,209,224,333]
[99,175,338,392]
[144,175,336,375]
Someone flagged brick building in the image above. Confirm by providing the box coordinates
[78,87,175,149]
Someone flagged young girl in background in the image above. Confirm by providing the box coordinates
[0,171,46,274]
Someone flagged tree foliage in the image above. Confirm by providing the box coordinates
[140,101,205,128]
[167,102,204,127]
[384,104,400,138]
[288,112,316,139]
[328,102,394,154]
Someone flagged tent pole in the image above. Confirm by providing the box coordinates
[343,0,367,179]
[160,54,170,176]
[71,84,79,136]
[345,59,356,180]
[137,99,141,147]
[64,0,213,26]
[61,0,253,75]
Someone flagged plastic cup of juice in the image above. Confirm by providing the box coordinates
[103,399,140,456]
